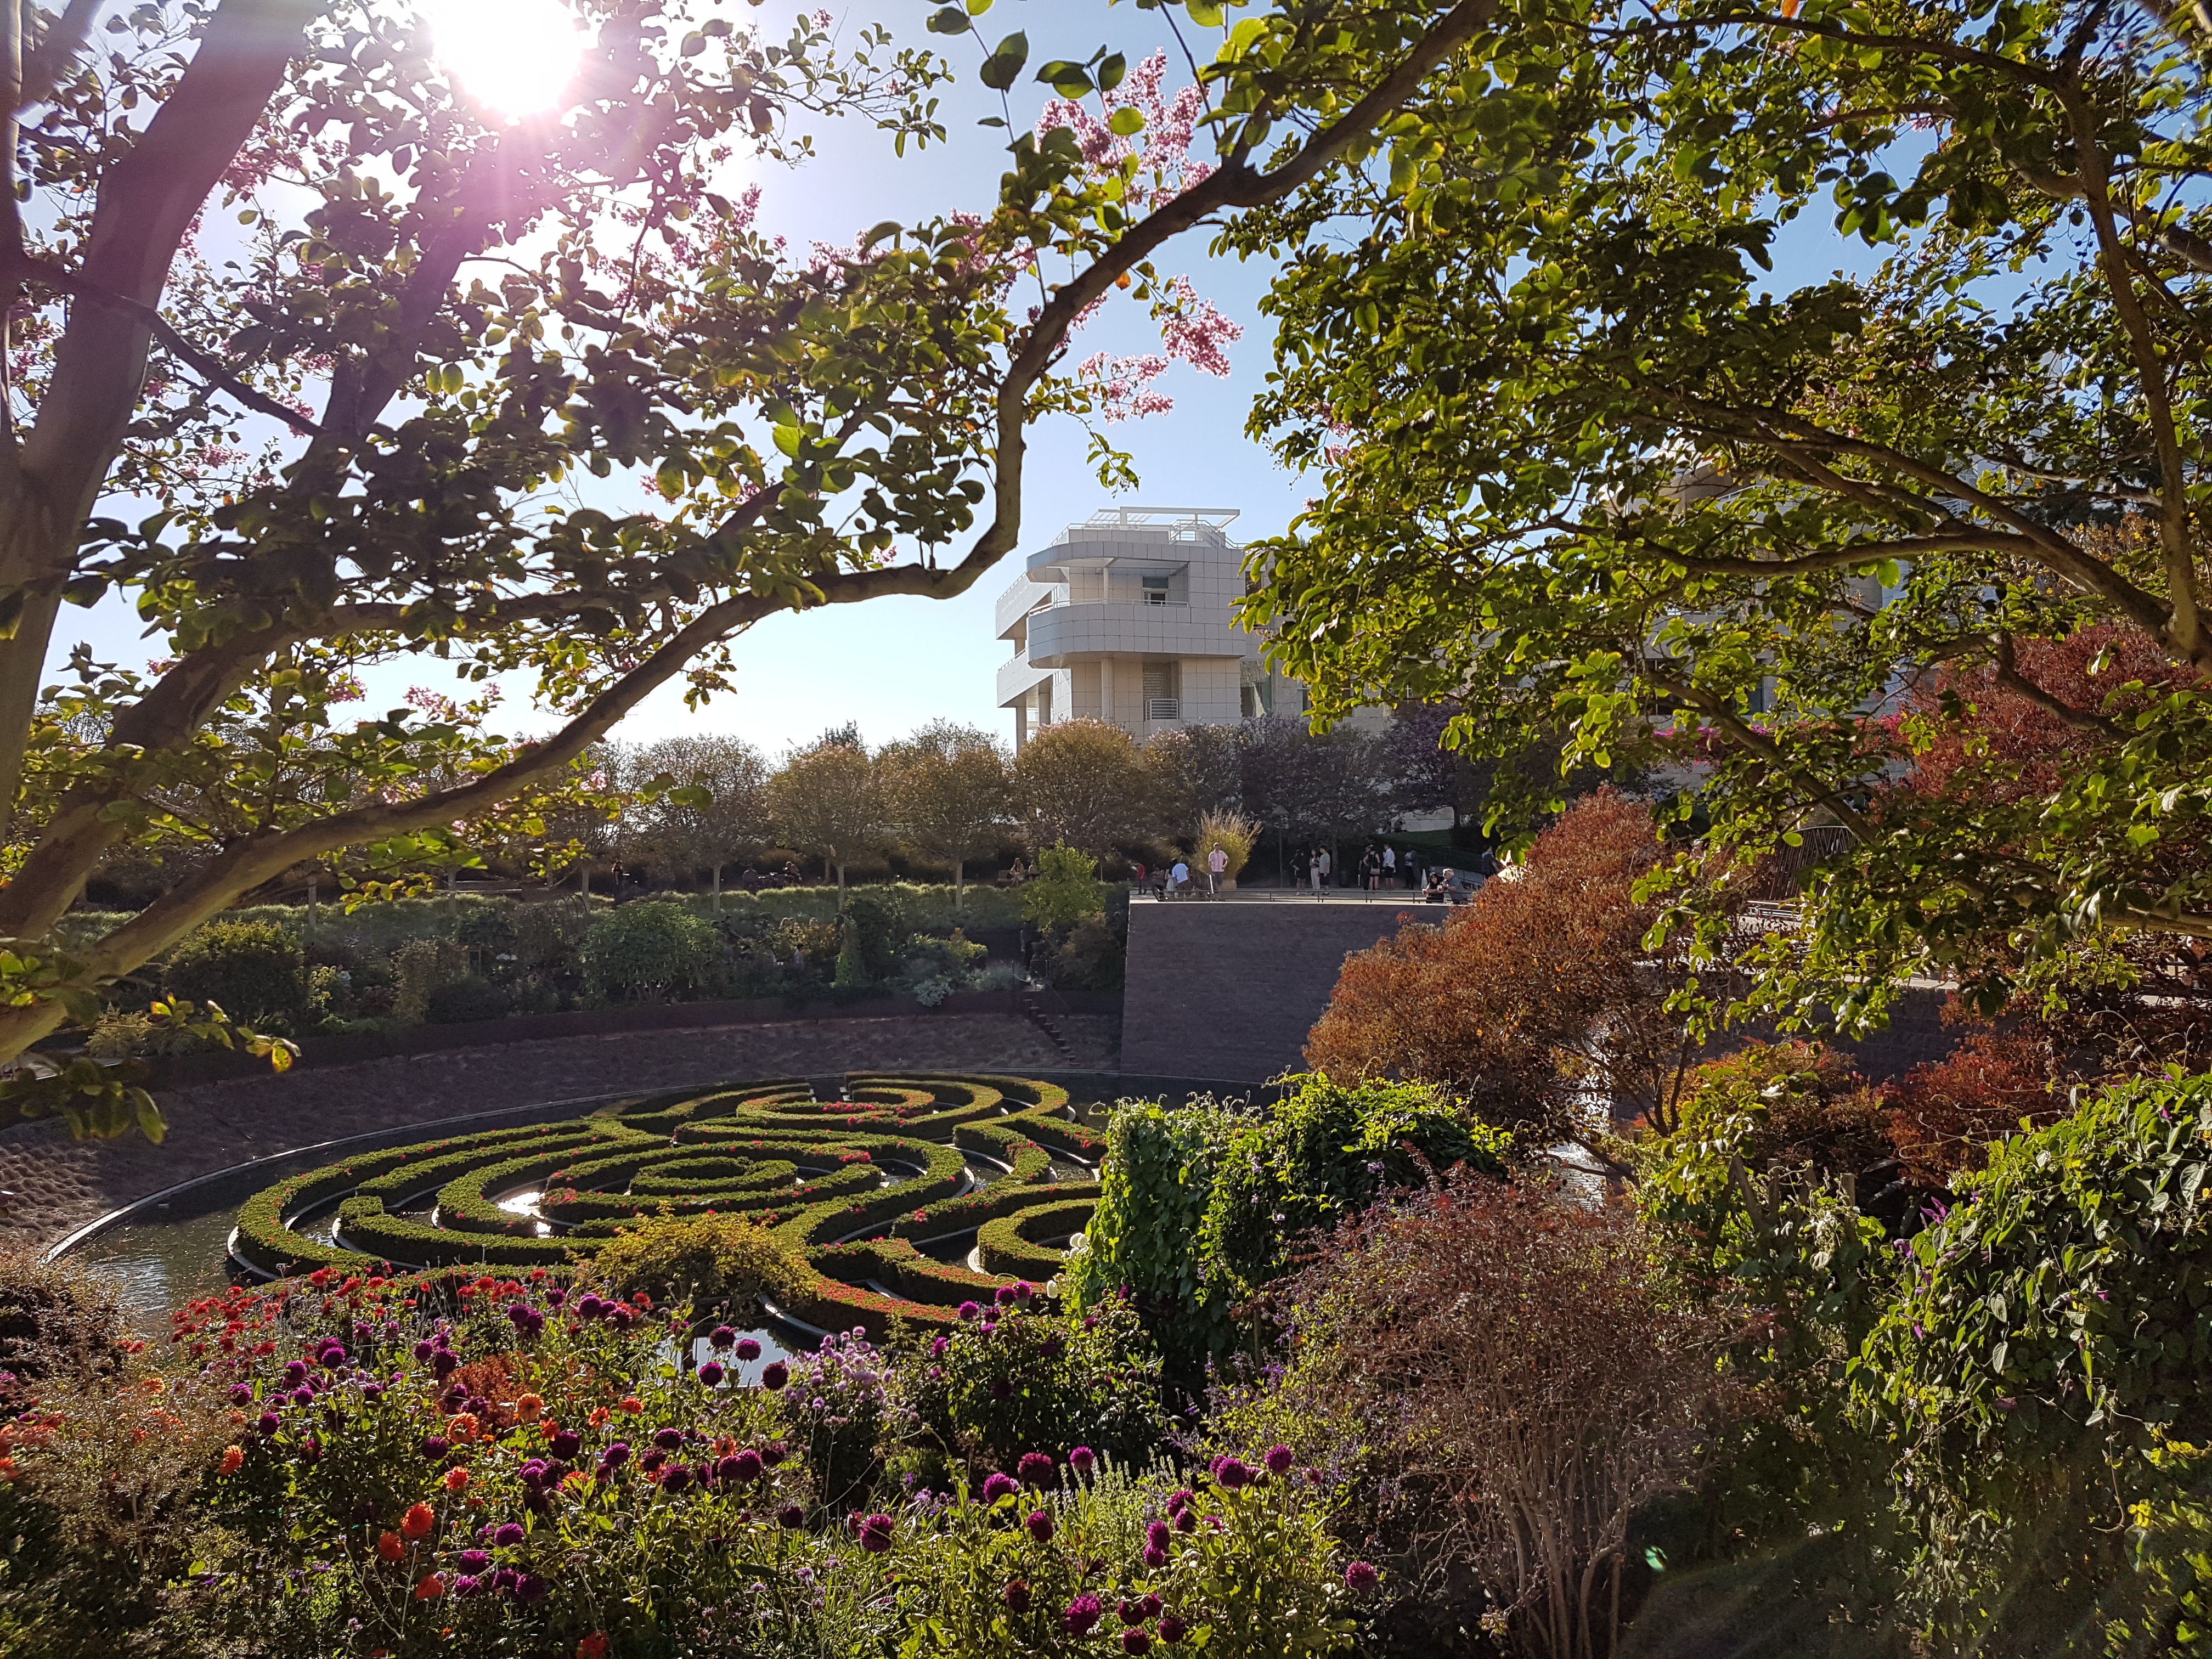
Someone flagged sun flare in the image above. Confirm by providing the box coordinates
[419,0,585,121]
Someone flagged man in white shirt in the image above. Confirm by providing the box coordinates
[1206,844,1228,894]
[1381,845,1397,888]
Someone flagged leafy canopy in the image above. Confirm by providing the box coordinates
[1235,0,2212,1032]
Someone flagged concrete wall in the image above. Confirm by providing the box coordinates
[1120,900,1960,1087]
[1122,900,1433,1081]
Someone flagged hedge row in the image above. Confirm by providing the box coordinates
[229,1075,1101,1326]
[975,1198,1099,1278]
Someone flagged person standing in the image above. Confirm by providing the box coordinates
[1315,847,1331,894]
[1206,843,1228,894]
[1381,845,1397,889]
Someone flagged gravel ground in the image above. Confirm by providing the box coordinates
[0,1012,1119,1250]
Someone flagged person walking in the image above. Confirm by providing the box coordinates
[1170,856,1190,897]
[1206,843,1228,895]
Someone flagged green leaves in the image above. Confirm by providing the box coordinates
[977,30,1027,92]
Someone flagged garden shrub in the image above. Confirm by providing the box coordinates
[901,1296,1167,1478]
[1881,1028,2059,1187]
[162,919,304,1024]
[573,1213,803,1310]
[578,900,720,1001]
[1850,1070,2212,1653]
[1243,1170,1740,1659]
[1020,844,1107,930]
[1062,1098,1242,1365]
[1066,1075,1510,1369]
[0,1248,129,1384]
[1656,1040,1895,1183]
[422,975,512,1024]
[1039,912,1126,991]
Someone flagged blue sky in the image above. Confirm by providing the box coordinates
[47,0,1314,759]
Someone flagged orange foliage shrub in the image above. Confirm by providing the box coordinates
[1304,791,1691,1147]
[1883,1030,2059,1186]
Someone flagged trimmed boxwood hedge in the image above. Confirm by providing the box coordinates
[976,1198,1099,1277]
[227,1073,1100,1328]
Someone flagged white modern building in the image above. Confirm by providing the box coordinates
[996,507,1318,750]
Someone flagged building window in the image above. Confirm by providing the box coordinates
[1142,573,1171,605]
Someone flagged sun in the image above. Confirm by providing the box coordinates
[419,0,586,121]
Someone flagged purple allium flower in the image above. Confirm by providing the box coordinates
[1148,1517,1172,1551]
[983,1472,1018,1504]
[450,1574,483,1600]
[575,1294,603,1319]
[1211,1457,1252,1489]
[1173,1509,1197,1533]
[256,1412,280,1437]
[1064,1593,1104,1637]
[1123,1632,1151,1655]
[778,1503,805,1528]
[283,1360,308,1385]
[764,1441,788,1466]
[1014,1280,1034,1305]
[653,1428,683,1451]
[548,1429,581,1459]
[1166,1488,1193,1514]
[458,1550,490,1573]
[1345,1561,1381,1594]
[545,1288,565,1307]
[709,1325,736,1350]
[761,1361,788,1391]
[1264,1445,1295,1477]
[600,1442,631,1469]
[1018,1451,1056,1487]
[659,1464,693,1494]
[930,1335,949,1358]
[698,1361,726,1386]
[1002,1580,1031,1613]
[1158,1613,1188,1644]
[317,1340,347,1369]
[1025,1508,1054,1542]
[1141,1594,1163,1619]
[858,1513,894,1553]
[514,1572,549,1602]
[493,1523,524,1547]
[1069,1446,1096,1475]
[421,1435,450,1460]
[228,1383,253,1406]
[412,1340,435,1363]
[957,1301,981,1322]
[361,1383,385,1404]
[736,1338,761,1361]
[1120,1597,1149,1626]
[995,1284,1018,1306]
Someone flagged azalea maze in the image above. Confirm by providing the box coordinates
[231,1074,1104,1334]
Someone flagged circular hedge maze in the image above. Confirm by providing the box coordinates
[230,1074,1103,1335]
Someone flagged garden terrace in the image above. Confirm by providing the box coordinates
[232,1073,1099,1339]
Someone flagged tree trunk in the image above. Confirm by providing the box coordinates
[712,863,721,912]
[835,860,846,906]
[953,859,964,910]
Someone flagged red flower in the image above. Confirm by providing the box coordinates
[400,1503,436,1539]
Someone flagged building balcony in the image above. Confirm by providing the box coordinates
[996,655,1054,708]
[1024,602,1252,668]
[994,576,1053,642]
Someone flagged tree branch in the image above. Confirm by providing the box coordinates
[0,247,322,435]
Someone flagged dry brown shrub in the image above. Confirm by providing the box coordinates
[1268,1172,1742,1659]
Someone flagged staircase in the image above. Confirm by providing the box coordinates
[1019,990,1075,1065]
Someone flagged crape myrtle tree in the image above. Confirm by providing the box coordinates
[879,718,1010,907]
[0,0,1500,1133]
[1237,0,2212,1035]
[766,729,883,901]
